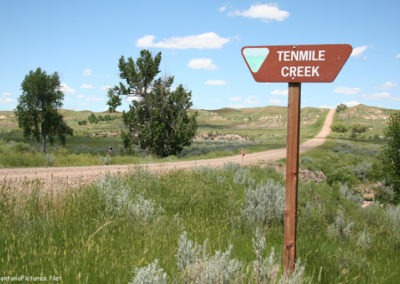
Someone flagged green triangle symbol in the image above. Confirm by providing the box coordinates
[243,47,269,73]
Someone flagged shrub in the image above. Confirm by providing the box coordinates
[98,175,163,223]
[129,259,168,284]
[88,113,99,124]
[177,231,243,283]
[252,228,280,283]
[351,124,368,134]
[10,142,37,153]
[339,184,362,203]
[385,205,400,231]
[336,103,347,113]
[327,210,354,241]
[252,228,306,284]
[326,167,357,186]
[45,153,55,166]
[100,155,112,165]
[356,229,372,249]
[381,111,400,201]
[351,160,372,182]
[331,123,348,133]
[242,181,285,227]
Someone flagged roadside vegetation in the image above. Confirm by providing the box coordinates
[1,104,399,282]
[1,163,399,282]
[0,107,327,167]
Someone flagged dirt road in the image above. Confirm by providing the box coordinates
[0,109,335,189]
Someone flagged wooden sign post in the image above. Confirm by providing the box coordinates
[242,44,352,275]
[284,82,301,273]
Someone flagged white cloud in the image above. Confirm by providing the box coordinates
[230,3,289,22]
[271,89,288,96]
[136,32,230,49]
[83,95,104,102]
[81,84,94,89]
[380,81,397,89]
[229,95,262,108]
[188,58,217,70]
[229,96,242,101]
[60,83,76,94]
[342,100,360,107]
[0,92,14,104]
[351,45,368,57]
[101,85,112,91]
[334,86,361,95]
[365,92,400,101]
[244,95,260,105]
[396,53,400,59]
[218,4,228,13]
[268,98,284,105]
[205,80,227,86]
[83,68,93,76]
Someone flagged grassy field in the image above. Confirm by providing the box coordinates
[1,104,399,282]
[1,164,399,282]
[0,106,327,167]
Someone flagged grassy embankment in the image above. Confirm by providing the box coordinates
[0,107,326,167]
[0,105,399,282]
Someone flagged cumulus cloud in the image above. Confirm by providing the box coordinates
[229,3,289,22]
[229,95,262,108]
[365,92,400,101]
[60,83,76,94]
[380,81,397,89]
[188,58,217,70]
[83,68,93,76]
[229,96,242,101]
[244,95,260,105]
[342,100,360,107]
[334,86,361,95]
[136,32,229,49]
[0,92,14,104]
[205,80,227,86]
[268,98,285,105]
[81,84,94,89]
[100,85,112,91]
[84,96,104,102]
[271,89,288,96]
[218,4,228,13]
[351,45,368,57]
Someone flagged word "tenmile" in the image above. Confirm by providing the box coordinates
[278,50,326,78]
[277,50,325,62]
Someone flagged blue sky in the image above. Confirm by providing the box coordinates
[1,0,399,112]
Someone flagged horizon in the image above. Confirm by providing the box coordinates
[2,102,396,115]
[1,1,399,112]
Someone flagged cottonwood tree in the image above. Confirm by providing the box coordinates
[15,68,73,153]
[382,110,400,201]
[107,50,197,157]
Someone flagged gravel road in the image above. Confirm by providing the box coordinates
[0,109,335,190]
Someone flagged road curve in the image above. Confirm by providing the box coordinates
[0,109,335,188]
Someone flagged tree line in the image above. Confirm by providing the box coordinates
[13,51,400,202]
[14,50,197,157]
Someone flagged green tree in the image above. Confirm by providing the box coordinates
[88,113,99,124]
[106,88,121,112]
[336,103,348,113]
[382,111,400,201]
[109,50,197,157]
[15,68,73,153]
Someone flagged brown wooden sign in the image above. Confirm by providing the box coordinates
[242,44,352,82]
[241,43,352,275]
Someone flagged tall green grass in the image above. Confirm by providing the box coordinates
[1,164,399,282]
[0,107,328,168]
